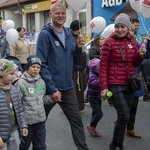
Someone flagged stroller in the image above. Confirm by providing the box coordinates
[4,56,23,73]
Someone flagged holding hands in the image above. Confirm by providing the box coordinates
[50,91,62,103]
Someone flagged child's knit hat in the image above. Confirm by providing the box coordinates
[27,55,42,70]
[0,59,15,78]
[88,58,100,72]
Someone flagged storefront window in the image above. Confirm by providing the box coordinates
[77,9,86,37]
[27,13,35,32]
[44,10,50,24]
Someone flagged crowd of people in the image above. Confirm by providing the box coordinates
[0,2,150,150]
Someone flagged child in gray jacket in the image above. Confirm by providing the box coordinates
[0,59,28,150]
[18,55,47,150]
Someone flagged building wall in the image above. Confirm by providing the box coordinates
[93,0,150,35]
[0,0,92,52]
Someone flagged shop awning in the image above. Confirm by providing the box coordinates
[110,3,138,21]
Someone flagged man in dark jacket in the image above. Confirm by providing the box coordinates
[70,20,87,111]
[36,2,89,150]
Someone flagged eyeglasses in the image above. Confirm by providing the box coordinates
[30,58,41,65]
[0,62,13,72]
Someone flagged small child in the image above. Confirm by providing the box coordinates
[0,59,28,150]
[86,58,103,137]
[18,55,47,150]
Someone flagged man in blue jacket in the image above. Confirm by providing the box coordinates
[36,2,89,150]
[0,17,10,58]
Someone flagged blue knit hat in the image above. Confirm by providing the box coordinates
[27,55,41,70]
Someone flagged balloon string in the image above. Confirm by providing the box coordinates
[84,35,101,47]
[147,28,150,34]
[140,13,148,35]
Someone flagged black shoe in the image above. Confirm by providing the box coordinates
[143,93,150,102]
[109,143,120,150]
[120,146,126,150]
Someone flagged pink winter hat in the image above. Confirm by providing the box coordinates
[88,58,100,72]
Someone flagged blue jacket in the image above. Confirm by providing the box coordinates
[0,35,10,58]
[0,29,6,36]
[36,24,82,95]
[134,67,144,97]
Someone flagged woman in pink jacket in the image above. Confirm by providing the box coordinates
[100,13,146,150]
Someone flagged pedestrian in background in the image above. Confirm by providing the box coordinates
[11,27,32,71]
[86,58,103,137]
[0,59,28,150]
[124,21,145,139]
[89,34,104,60]
[70,20,87,111]
[18,55,47,150]
[0,17,10,58]
[100,13,146,150]
[36,2,89,150]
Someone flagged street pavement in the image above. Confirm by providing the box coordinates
[30,97,150,150]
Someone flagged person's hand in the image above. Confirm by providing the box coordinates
[139,43,147,57]
[50,91,62,103]
[23,128,28,136]
[147,34,150,40]
[0,137,4,148]
[101,89,108,99]
[76,34,85,49]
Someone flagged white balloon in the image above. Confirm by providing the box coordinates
[90,16,106,33]
[66,0,87,11]
[140,0,150,18]
[6,29,19,45]
[2,20,15,32]
[129,0,141,13]
[101,24,115,39]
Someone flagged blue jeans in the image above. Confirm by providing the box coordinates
[20,121,46,150]
[127,97,139,130]
[108,85,134,147]
[89,97,103,128]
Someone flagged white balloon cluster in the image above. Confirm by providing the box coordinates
[90,16,106,33]
[2,20,18,45]
[129,0,150,18]
[66,0,87,11]
[101,24,115,39]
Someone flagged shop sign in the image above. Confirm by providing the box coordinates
[0,0,9,4]
[101,0,128,7]
[25,4,38,10]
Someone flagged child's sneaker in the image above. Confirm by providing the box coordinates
[94,130,101,137]
[86,124,95,136]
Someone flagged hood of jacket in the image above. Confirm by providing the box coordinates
[22,71,42,82]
